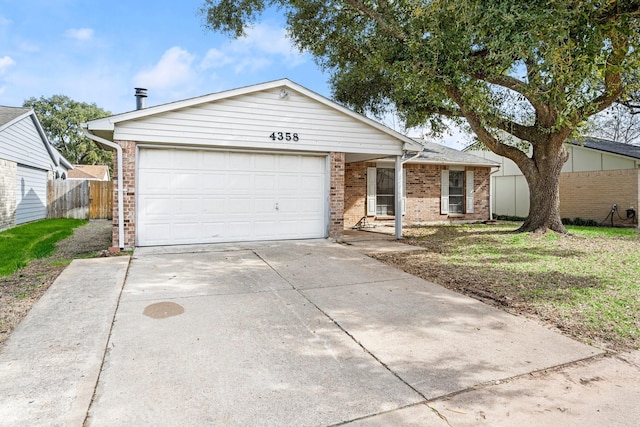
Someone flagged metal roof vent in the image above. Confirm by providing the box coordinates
[135,88,148,110]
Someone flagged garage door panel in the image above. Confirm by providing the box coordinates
[301,175,324,191]
[174,173,201,192]
[139,171,172,193]
[278,155,300,169]
[139,197,173,217]
[141,148,173,169]
[172,222,204,242]
[228,174,252,192]
[202,173,227,190]
[202,197,227,214]
[255,174,277,192]
[255,155,278,170]
[229,153,250,170]
[138,149,326,246]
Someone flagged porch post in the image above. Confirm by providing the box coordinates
[395,155,403,239]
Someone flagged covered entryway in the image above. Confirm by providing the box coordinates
[137,148,327,246]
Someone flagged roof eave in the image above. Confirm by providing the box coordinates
[406,159,500,168]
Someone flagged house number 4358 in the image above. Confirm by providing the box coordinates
[270,131,299,142]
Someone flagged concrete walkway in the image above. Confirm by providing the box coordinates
[1,235,639,426]
[0,257,130,427]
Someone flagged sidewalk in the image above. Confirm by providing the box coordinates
[0,256,130,427]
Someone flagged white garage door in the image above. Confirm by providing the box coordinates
[16,165,48,225]
[137,149,327,246]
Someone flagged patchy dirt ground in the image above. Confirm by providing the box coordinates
[371,224,640,352]
[0,221,113,345]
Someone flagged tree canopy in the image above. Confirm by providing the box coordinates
[202,0,640,232]
[23,95,113,167]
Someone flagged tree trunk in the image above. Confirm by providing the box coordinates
[516,143,569,234]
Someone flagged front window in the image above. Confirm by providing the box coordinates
[449,170,464,214]
[376,168,395,216]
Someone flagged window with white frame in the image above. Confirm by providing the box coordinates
[367,166,406,216]
[449,170,465,214]
[441,169,475,215]
[376,168,395,216]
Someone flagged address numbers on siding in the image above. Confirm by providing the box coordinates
[269,132,299,142]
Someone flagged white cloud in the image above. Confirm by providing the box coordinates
[0,56,16,74]
[18,41,40,53]
[65,28,94,41]
[200,23,306,74]
[134,47,196,90]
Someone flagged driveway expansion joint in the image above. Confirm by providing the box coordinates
[252,249,444,419]
[82,256,132,426]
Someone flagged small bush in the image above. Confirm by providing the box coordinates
[562,217,599,227]
[492,214,526,222]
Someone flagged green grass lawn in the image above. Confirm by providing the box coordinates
[0,219,86,276]
[376,223,640,350]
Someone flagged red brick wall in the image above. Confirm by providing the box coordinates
[344,162,492,227]
[112,140,136,249]
[560,169,640,224]
[329,152,345,239]
[344,162,368,226]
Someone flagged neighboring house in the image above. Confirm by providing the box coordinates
[468,137,640,226]
[68,164,110,181]
[84,79,496,249]
[0,106,73,231]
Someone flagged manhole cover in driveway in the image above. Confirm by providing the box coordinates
[143,302,185,319]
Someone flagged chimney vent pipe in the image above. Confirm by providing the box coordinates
[135,88,147,110]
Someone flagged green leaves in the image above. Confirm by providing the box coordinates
[23,95,113,168]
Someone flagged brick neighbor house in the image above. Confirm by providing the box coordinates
[468,137,640,227]
[84,79,497,249]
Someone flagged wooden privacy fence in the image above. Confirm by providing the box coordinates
[48,180,113,220]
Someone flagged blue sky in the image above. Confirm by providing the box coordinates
[0,0,466,146]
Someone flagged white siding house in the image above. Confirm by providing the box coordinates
[0,106,72,230]
[468,137,640,226]
[86,79,495,248]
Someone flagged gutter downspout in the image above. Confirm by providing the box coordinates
[489,166,501,221]
[82,128,125,249]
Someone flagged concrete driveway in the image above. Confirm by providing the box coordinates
[6,236,638,426]
[85,239,600,426]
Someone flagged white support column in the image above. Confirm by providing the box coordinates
[395,155,403,239]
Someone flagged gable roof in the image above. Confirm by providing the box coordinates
[405,140,500,167]
[68,164,109,180]
[0,106,72,171]
[85,78,423,152]
[0,106,32,130]
[569,137,640,160]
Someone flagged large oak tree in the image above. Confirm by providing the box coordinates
[202,0,640,232]
[24,95,113,167]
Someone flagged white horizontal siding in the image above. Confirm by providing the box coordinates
[16,165,48,224]
[115,88,404,155]
[0,116,52,170]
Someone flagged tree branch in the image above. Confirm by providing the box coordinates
[446,85,532,165]
[574,33,628,124]
[344,0,407,40]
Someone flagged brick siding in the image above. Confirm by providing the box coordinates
[329,152,345,239]
[344,162,492,228]
[112,140,136,248]
[560,169,640,225]
[0,159,17,231]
